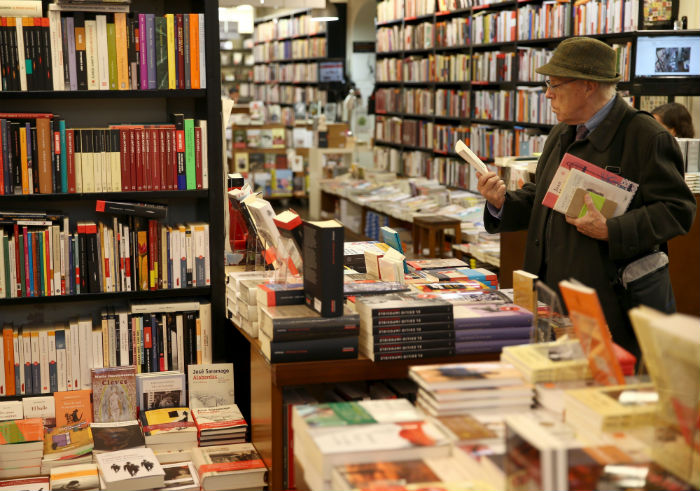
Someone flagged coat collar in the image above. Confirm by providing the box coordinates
[582,95,634,152]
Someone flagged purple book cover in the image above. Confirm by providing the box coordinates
[65,16,77,91]
[138,13,147,90]
[145,13,155,90]
[453,304,533,330]
[455,338,526,354]
[455,326,532,342]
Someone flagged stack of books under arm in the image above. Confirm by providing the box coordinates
[409,361,533,417]
[191,404,247,447]
[292,398,452,491]
[140,407,198,464]
[0,418,44,479]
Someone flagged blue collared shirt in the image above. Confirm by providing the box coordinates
[487,94,616,218]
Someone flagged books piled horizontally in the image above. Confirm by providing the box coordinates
[258,305,359,363]
[225,270,273,337]
[50,463,99,491]
[140,407,198,463]
[41,422,94,473]
[192,443,267,491]
[0,418,44,479]
[409,361,532,417]
[453,303,533,354]
[96,447,165,491]
[90,420,145,455]
[191,404,247,447]
[501,338,592,383]
[354,292,455,361]
[292,398,451,490]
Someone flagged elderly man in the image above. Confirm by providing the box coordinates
[477,37,696,357]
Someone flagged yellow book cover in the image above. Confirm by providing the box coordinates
[137,230,148,291]
[43,422,93,459]
[114,13,129,89]
[512,269,538,315]
[165,14,176,90]
[19,126,29,194]
[141,407,194,436]
[501,339,591,383]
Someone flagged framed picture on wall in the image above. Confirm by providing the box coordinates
[642,0,679,29]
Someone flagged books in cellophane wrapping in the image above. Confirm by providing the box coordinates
[140,407,197,457]
[90,366,137,423]
[41,421,94,473]
[191,443,267,491]
[49,463,99,491]
[0,418,44,479]
[191,404,247,446]
[96,447,165,491]
[409,361,532,417]
[500,338,592,383]
[292,398,451,491]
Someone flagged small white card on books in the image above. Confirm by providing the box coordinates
[22,396,55,426]
[0,400,23,421]
[187,363,235,409]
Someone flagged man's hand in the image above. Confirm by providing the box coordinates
[477,171,506,210]
[565,193,609,240]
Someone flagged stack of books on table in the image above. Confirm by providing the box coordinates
[191,404,247,446]
[40,422,94,473]
[258,305,359,363]
[292,398,451,491]
[0,418,44,479]
[192,443,267,491]
[95,447,165,491]
[140,407,198,463]
[500,338,592,383]
[409,361,533,417]
[90,420,145,456]
[354,292,455,361]
[452,303,533,354]
[225,270,273,337]
[50,463,99,491]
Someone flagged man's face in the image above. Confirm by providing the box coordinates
[545,76,589,125]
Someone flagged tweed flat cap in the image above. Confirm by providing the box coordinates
[536,37,621,82]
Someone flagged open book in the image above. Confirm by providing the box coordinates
[455,140,489,175]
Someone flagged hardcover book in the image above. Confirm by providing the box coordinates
[302,219,344,317]
[91,366,137,423]
[259,304,359,342]
[187,363,235,409]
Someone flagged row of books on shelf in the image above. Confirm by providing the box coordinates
[254,14,326,43]
[253,37,327,63]
[252,61,319,83]
[252,83,327,106]
[0,11,206,92]
[0,212,210,298]
[0,301,212,396]
[0,112,208,195]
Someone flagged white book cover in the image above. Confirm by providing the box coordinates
[95,447,165,488]
[15,18,27,91]
[78,318,93,390]
[39,328,50,393]
[187,363,235,409]
[0,400,23,421]
[84,19,98,90]
[22,396,55,425]
[9,237,17,298]
[22,329,32,393]
[82,147,94,193]
[93,329,104,369]
[107,312,116,367]
[50,463,98,491]
[55,330,67,392]
[161,461,199,491]
[130,301,200,314]
[136,372,186,411]
[161,314,168,371]
[199,302,212,364]
[176,315,184,373]
[198,13,205,89]
[171,228,181,288]
[198,120,208,189]
[0,231,5,298]
[122,223,131,291]
[96,15,109,90]
[553,168,635,217]
[190,404,246,430]
[114,311,126,366]
[48,329,57,392]
[30,330,40,394]
[65,327,75,390]
[48,10,65,91]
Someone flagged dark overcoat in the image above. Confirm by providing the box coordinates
[484,95,696,354]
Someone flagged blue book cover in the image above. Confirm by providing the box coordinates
[31,335,40,395]
[27,231,35,297]
[146,14,156,90]
[380,226,409,273]
[23,338,33,395]
[60,119,68,192]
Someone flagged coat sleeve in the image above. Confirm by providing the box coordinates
[607,128,697,261]
[483,182,537,233]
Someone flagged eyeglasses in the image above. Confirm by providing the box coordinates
[544,79,576,91]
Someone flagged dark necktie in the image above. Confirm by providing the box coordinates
[576,125,589,141]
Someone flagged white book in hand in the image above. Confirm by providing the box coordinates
[455,139,489,175]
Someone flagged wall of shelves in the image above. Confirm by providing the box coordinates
[373,0,700,190]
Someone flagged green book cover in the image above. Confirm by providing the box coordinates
[106,22,118,90]
[297,401,376,427]
[184,118,195,190]
[155,16,168,90]
[578,191,607,218]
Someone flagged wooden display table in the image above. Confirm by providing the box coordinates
[412,215,462,258]
[231,321,498,491]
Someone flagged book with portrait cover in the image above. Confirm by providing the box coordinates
[91,366,136,423]
[135,371,186,412]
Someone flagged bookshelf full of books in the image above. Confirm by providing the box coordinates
[252,7,346,126]
[373,0,699,191]
[0,0,228,399]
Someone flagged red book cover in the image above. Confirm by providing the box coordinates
[169,127,177,190]
[158,127,166,191]
[135,128,143,191]
[142,127,151,192]
[32,231,40,297]
[175,14,185,90]
[118,128,130,191]
[194,126,202,189]
[151,128,160,191]
[128,127,137,191]
[66,129,75,193]
[44,229,51,296]
[164,128,173,190]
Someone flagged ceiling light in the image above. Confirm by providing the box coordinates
[310,2,339,22]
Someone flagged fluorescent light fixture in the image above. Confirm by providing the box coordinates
[310,2,339,21]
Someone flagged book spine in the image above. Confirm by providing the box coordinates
[188,13,199,89]
[73,13,87,90]
[165,14,175,90]
[198,13,205,89]
[146,13,156,90]
[175,14,184,89]
[96,15,109,91]
[373,346,456,361]
[138,13,147,89]
[184,118,195,189]
[154,16,167,90]
[267,336,358,363]
[106,20,118,90]
[48,11,64,91]
[182,13,190,89]
[114,12,128,90]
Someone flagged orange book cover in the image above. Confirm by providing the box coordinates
[0,418,44,444]
[54,389,93,427]
[559,279,625,386]
[189,14,200,89]
[3,327,15,395]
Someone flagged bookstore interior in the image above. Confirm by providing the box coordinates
[0,0,699,490]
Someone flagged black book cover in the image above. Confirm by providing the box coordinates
[127,15,137,90]
[78,224,89,292]
[373,346,457,361]
[154,16,167,90]
[373,330,456,344]
[0,22,9,90]
[73,128,82,191]
[302,220,344,317]
[170,113,185,190]
[22,20,34,91]
[95,200,167,218]
[165,313,175,370]
[74,12,88,90]
[184,311,196,368]
[372,312,454,326]
[1,121,10,194]
[53,118,63,193]
[8,23,19,91]
[40,18,51,90]
[127,313,134,365]
[112,309,121,366]
[30,125,39,194]
[10,122,21,193]
[266,336,358,363]
[60,16,71,90]
[85,222,100,293]
[30,19,43,90]
[372,338,455,353]
[151,313,160,372]
[374,322,456,335]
